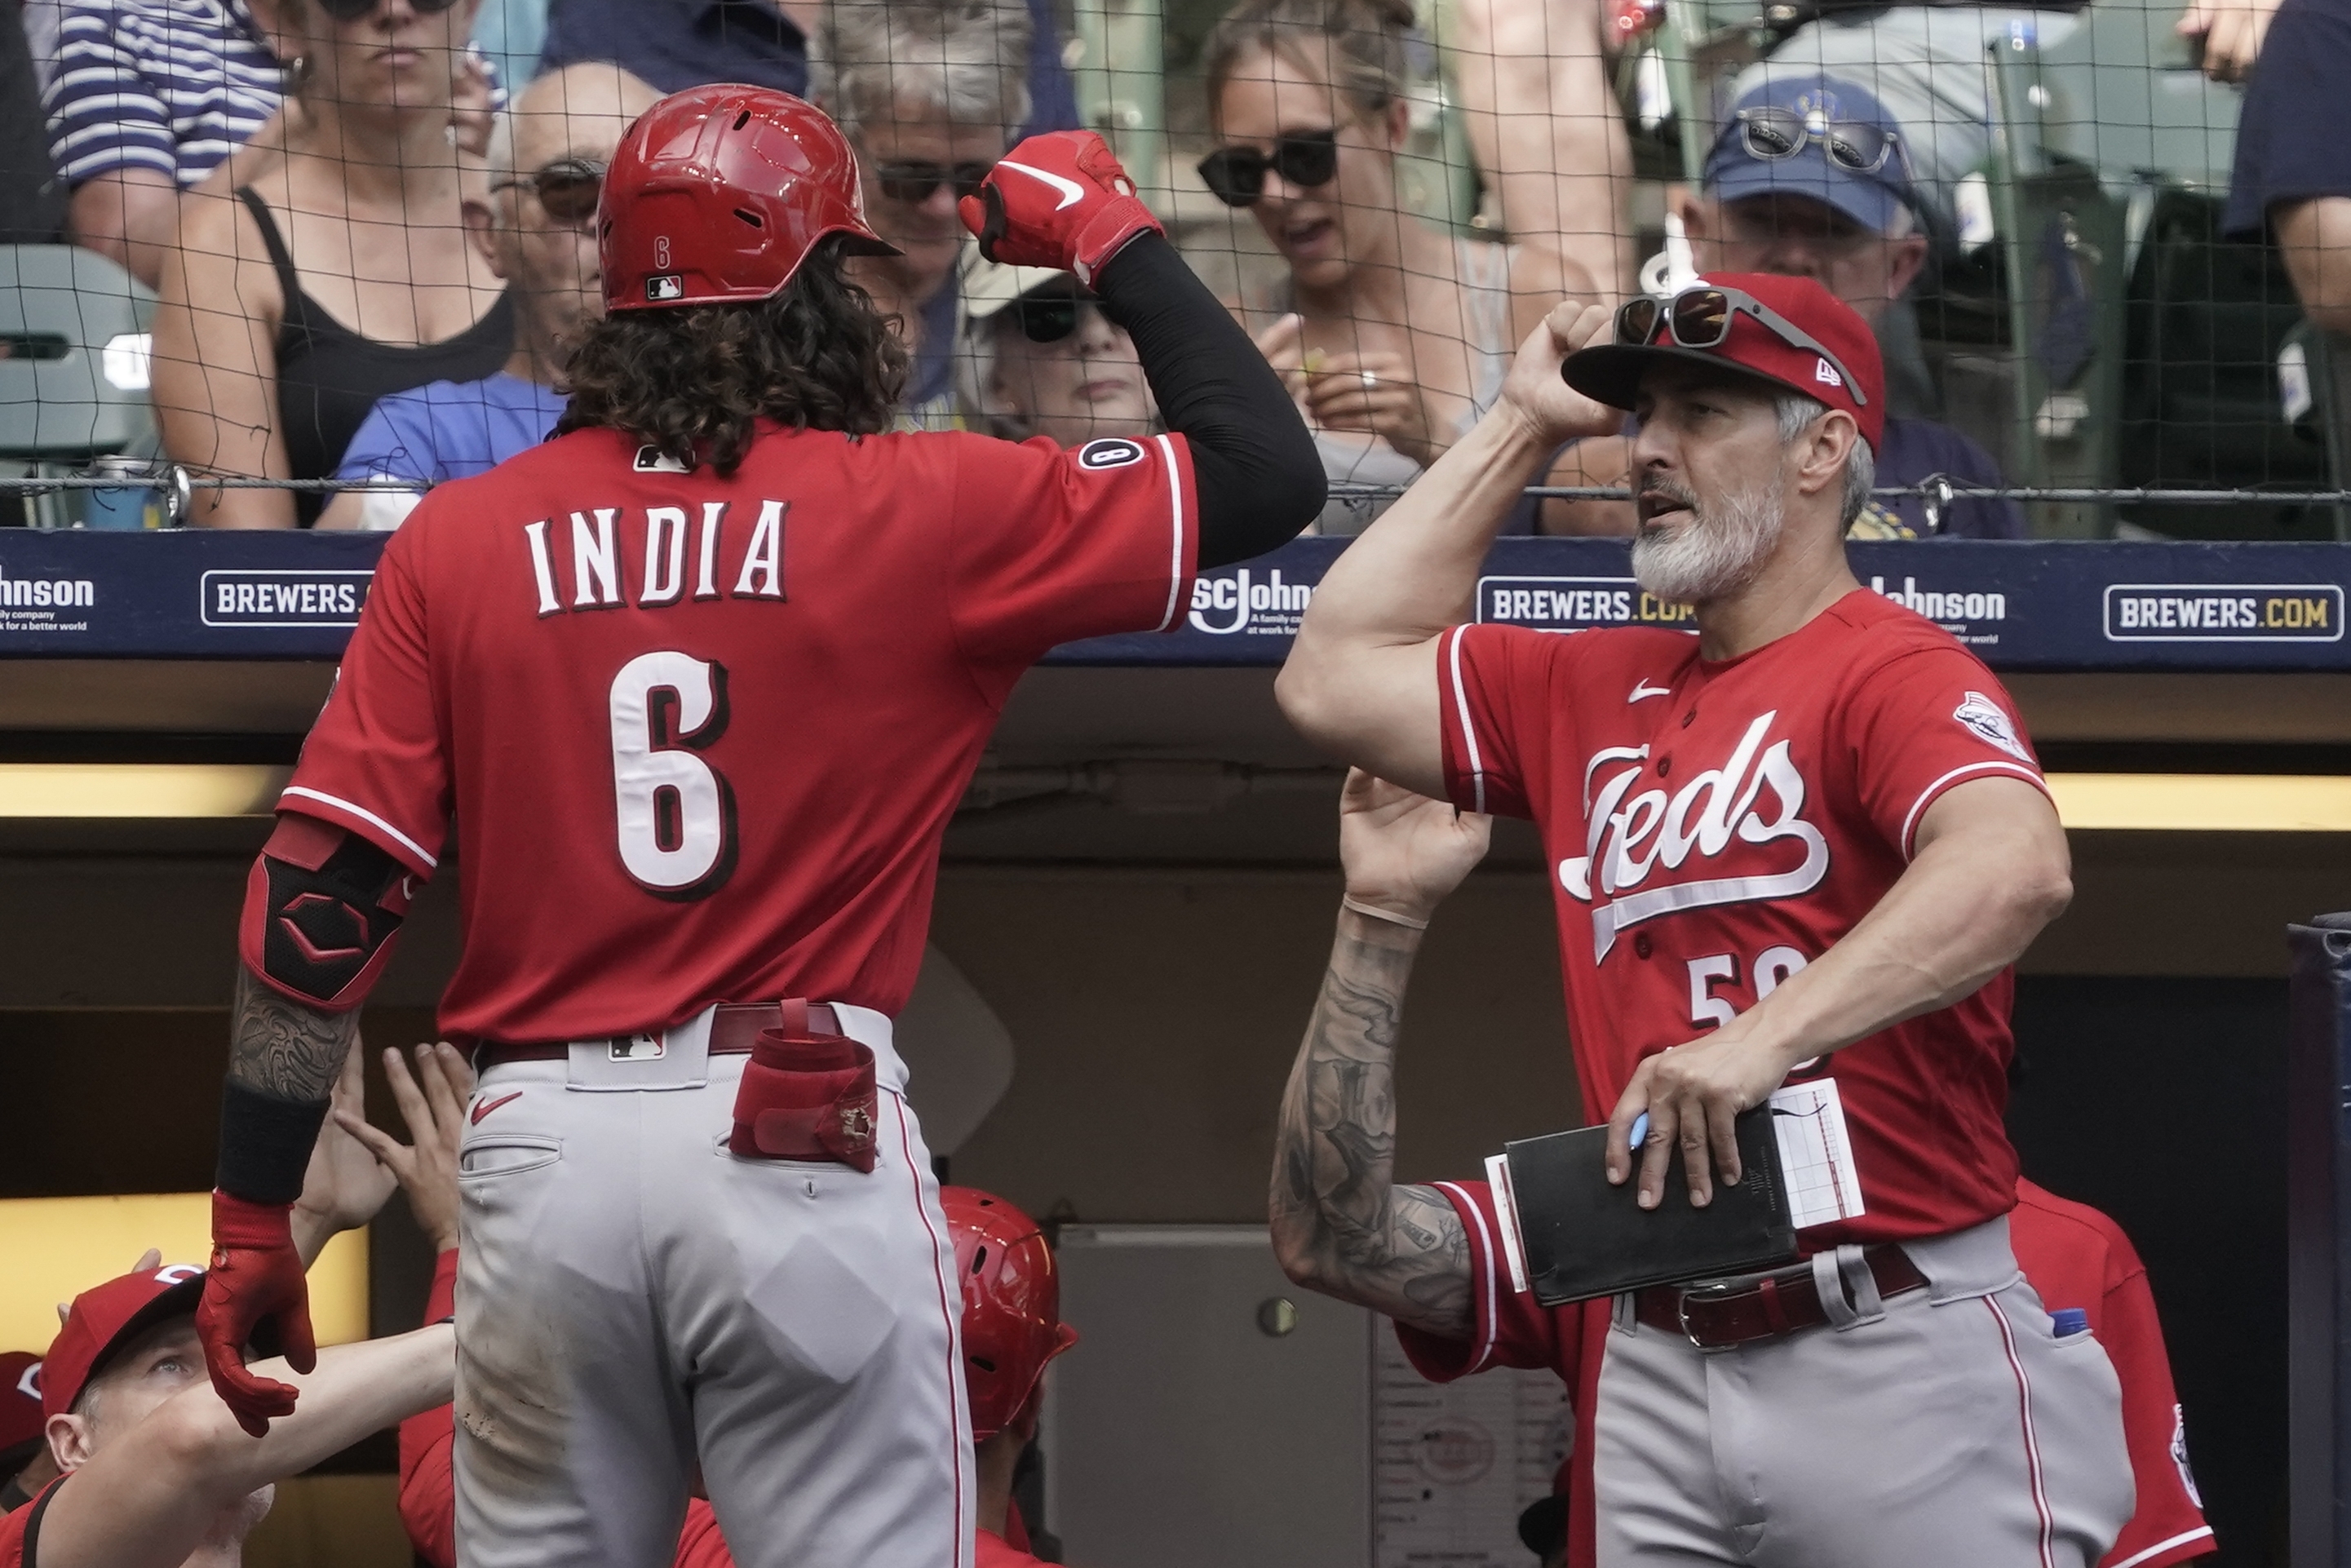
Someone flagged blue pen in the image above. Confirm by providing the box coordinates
[1629,1111,1649,1149]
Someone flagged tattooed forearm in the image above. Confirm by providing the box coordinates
[228,963,360,1103]
[1270,913,1472,1340]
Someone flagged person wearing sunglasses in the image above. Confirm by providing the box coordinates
[812,0,1034,428]
[1552,75,2026,540]
[319,63,660,530]
[1202,0,1628,533]
[1279,271,2128,1568]
[959,259,1158,445]
[154,0,516,528]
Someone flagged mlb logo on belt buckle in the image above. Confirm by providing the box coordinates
[611,1032,666,1062]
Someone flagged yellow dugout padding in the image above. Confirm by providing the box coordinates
[0,1194,366,1354]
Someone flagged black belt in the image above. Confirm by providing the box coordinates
[1632,1245,1926,1348]
[476,1002,843,1068]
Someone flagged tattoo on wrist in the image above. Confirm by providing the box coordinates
[229,964,358,1102]
[1271,930,1472,1339]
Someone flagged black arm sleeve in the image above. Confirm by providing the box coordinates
[1091,234,1326,568]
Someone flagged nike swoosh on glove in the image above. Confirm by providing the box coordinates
[959,130,1164,286]
[196,1190,317,1437]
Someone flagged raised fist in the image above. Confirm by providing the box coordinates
[959,130,1163,286]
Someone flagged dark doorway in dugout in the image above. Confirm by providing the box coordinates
[2008,976,2289,1568]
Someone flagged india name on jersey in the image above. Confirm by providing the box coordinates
[1440,588,2048,1242]
[281,424,1194,1043]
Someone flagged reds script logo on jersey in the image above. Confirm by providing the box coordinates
[1561,708,1828,960]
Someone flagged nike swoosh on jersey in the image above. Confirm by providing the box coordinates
[995,159,1087,211]
[1627,680,1672,702]
[470,1091,524,1126]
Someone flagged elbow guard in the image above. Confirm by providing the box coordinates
[241,813,416,1011]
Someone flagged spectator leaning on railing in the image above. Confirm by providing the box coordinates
[319,61,659,529]
[152,0,512,529]
[813,0,1033,429]
[1555,74,2026,539]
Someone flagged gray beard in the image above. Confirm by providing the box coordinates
[1631,482,1787,606]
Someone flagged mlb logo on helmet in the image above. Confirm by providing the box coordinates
[646,275,685,303]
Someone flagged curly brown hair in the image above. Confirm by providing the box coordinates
[556,237,910,474]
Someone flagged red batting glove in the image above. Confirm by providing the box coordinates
[958,131,1164,287]
[196,1190,317,1438]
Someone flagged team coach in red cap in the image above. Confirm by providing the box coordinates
[1277,275,2136,1566]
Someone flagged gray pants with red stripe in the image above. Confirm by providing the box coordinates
[451,1004,973,1568]
[1594,1216,2132,1567]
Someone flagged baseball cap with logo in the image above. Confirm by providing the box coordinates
[0,1352,44,1466]
[1705,76,1916,237]
[1563,271,1885,450]
[41,1264,206,1422]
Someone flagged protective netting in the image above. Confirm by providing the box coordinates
[0,0,2339,540]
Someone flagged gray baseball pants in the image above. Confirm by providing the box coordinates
[1594,1216,2133,1567]
[451,1003,973,1568]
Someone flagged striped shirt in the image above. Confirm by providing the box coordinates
[42,0,285,189]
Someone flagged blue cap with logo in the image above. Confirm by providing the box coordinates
[1703,76,1915,237]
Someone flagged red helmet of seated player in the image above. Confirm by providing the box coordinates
[600,83,898,312]
[943,1187,1079,1441]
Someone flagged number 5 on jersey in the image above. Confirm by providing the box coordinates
[610,651,737,898]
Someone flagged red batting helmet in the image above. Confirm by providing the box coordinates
[600,83,898,313]
[944,1187,1078,1442]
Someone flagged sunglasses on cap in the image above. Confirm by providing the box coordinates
[314,0,463,20]
[1616,284,1870,405]
[490,158,605,225]
[874,160,994,205]
[1005,289,1100,344]
[1197,129,1339,208]
[1733,106,1904,176]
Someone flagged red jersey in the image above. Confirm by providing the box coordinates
[2010,1180,2214,1568]
[0,1477,62,1566]
[283,424,1195,1040]
[1437,591,2049,1242]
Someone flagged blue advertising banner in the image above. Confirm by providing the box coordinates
[2,530,2348,671]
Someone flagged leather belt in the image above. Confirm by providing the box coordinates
[1632,1245,1926,1349]
[476,1002,843,1068]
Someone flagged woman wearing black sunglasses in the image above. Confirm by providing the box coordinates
[1201,0,1627,532]
[155,0,513,528]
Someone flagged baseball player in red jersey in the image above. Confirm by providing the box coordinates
[1277,273,2132,1565]
[1274,777,2210,1568]
[191,83,1320,1568]
[0,1263,453,1568]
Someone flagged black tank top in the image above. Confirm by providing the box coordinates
[238,187,514,525]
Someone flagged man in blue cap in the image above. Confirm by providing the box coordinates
[1675,75,2026,538]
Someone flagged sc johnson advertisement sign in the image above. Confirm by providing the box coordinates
[2103,583,2344,643]
[0,558,96,636]
[1189,565,1314,636]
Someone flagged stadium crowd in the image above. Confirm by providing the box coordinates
[0,0,2332,536]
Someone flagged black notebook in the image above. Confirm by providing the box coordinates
[1495,1107,1798,1307]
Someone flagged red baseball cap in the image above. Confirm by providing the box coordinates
[0,1352,44,1455]
[42,1264,206,1422]
[1563,271,1885,450]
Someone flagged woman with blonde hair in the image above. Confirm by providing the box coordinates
[1203,0,1627,529]
[153,0,511,528]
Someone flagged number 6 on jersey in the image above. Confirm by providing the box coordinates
[610,650,737,898]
